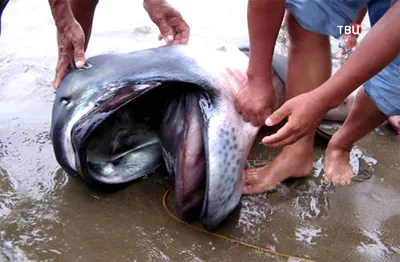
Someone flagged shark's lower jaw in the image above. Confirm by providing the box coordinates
[159,91,207,221]
[159,88,260,229]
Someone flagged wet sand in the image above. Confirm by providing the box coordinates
[0,1,399,261]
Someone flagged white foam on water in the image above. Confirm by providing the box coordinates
[349,146,378,175]
[295,227,323,245]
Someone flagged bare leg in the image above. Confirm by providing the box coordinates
[244,13,332,194]
[323,87,387,186]
[69,0,99,51]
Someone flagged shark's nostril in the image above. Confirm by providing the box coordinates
[77,63,92,70]
[83,63,92,69]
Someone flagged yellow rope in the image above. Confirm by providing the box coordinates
[162,188,317,262]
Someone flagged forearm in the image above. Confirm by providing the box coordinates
[48,0,76,29]
[143,0,166,13]
[319,2,400,109]
[69,0,98,50]
[247,0,285,80]
[144,0,165,5]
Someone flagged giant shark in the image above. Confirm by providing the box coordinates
[51,44,337,230]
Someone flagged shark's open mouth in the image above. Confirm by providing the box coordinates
[66,78,257,229]
[69,81,230,226]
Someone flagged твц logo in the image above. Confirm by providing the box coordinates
[338,23,362,36]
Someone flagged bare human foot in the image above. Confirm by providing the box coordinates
[243,139,314,194]
[323,139,354,186]
[388,115,400,136]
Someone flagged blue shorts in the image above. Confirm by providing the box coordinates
[364,0,400,116]
[285,0,369,38]
[364,56,400,116]
[286,0,400,116]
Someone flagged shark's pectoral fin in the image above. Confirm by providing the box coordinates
[198,93,259,230]
[159,91,206,221]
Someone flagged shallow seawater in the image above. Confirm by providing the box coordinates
[1,1,400,262]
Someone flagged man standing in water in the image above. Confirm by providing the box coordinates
[48,0,190,90]
[236,0,400,193]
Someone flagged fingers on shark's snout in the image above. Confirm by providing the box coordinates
[73,39,86,68]
[54,58,70,90]
[156,19,174,44]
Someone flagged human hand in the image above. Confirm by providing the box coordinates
[235,76,276,127]
[144,0,190,44]
[53,20,86,90]
[335,34,359,59]
[342,34,359,50]
[261,91,329,147]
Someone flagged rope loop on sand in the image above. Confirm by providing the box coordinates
[162,183,317,262]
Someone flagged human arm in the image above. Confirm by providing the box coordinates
[262,1,400,146]
[48,0,86,90]
[234,0,286,126]
[143,0,189,44]
[48,0,76,29]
